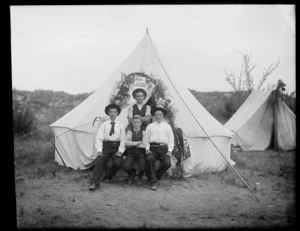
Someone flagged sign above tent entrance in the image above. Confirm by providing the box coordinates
[110,72,157,109]
[133,75,147,87]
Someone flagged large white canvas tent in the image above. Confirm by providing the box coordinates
[50,30,235,176]
[225,90,296,151]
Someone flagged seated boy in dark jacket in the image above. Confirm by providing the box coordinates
[123,115,146,186]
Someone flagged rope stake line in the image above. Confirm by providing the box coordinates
[54,123,92,138]
[148,34,260,202]
[14,126,49,141]
[54,119,103,139]
[14,115,103,143]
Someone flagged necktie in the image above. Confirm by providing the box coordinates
[109,122,115,136]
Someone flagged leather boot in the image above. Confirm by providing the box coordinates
[136,174,142,186]
[89,183,100,191]
[128,170,134,185]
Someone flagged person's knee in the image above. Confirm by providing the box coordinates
[123,160,131,171]
[161,158,171,169]
[113,157,123,168]
[95,156,103,165]
[146,154,155,162]
[139,162,146,172]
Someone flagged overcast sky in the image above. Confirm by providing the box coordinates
[11,5,295,95]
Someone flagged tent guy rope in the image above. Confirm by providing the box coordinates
[148,31,260,202]
[14,126,49,141]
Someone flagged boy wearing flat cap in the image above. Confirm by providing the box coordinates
[127,88,151,131]
[123,115,146,186]
[89,104,126,191]
[144,106,174,190]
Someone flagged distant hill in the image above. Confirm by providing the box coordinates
[13,88,92,109]
[12,88,295,126]
[188,89,234,108]
[188,89,236,124]
[12,89,93,126]
[11,88,237,125]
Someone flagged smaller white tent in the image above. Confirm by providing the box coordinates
[225,90,296,151]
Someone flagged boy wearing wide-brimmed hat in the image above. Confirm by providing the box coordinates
[144,106,174,190]
[127,88,151,131]
[89,104,126,191]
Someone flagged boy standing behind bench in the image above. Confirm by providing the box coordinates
[127,88,151,131]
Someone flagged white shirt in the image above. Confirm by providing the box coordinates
[125,128,146,148]
[95,119,126,153]
[127,103,151,118]
[144,121,174,152]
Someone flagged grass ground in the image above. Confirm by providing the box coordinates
[14,132,296,228]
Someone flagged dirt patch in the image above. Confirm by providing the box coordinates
[15,162,295,228]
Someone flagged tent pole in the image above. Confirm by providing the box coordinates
[273,91,278,150]
[149,35,260,202]
[50,139,67,167]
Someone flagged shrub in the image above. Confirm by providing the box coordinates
[280,93,296,115]
[220,97,236,119]
[220,92,250,120]
[13,105,38,136]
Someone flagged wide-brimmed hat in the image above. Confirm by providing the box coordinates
[132,88,147,98]
[105,104,121,115]
[151,106,168,117]
[131,115,143,122]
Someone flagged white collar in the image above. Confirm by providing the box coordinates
[108,119,117,123]
[136,102,144,107]
[155,121,163,125]
[133,128,140,132]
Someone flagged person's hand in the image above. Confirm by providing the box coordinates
[134,141,142,146]
[115,151,123,157]
[166,151,172,157]
[137,143,145,148]
[97,152,103,157]
[127,117,132,124]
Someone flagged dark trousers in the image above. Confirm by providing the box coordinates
[92,142,122,185]
[123,147,146,176]
[145,144,171,183]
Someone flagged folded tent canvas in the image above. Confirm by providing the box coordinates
[225,90,296,151]
[50,30,235,176]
